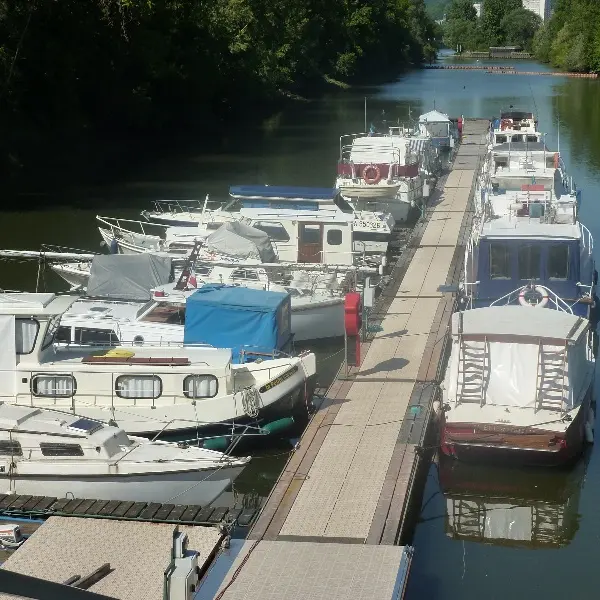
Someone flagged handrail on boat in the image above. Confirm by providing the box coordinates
[490,285,573,314]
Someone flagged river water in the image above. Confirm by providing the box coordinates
[2,55,600,598]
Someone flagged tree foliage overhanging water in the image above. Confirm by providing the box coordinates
[0,0,437,175]
[534,0,600,73]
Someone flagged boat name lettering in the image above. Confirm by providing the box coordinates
[259,365,299,393]
[481,424,533,435]
[355,221,381,229]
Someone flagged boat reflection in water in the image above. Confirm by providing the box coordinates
[439,454,588,549]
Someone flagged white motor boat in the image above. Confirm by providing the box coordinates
[0,292,317,436]
[141,187,396,259]
[440,304,595,466]
[52,253,348,342]
[0,403,249,505]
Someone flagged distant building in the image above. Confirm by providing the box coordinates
[522,0,551,21]
[473,3,482,18]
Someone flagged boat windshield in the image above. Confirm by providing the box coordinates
[333,194,354,214]
[43,316,61,350]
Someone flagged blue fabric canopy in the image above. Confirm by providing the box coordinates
[184,285,292,363]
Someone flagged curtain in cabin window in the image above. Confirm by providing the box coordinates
[115,375,162,399]
[15,319,39,354]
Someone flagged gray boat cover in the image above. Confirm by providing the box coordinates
[206,221,277,263]
[86,254,173,301]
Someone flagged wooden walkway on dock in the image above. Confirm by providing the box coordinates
[0,493,257,527]
[213,120,490,600]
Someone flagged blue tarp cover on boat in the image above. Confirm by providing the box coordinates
[184,284,292,363]
[229,185,338,201]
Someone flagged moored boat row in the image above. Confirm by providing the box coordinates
[439,109,597,467]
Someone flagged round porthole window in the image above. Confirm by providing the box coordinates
[133,335,144,346]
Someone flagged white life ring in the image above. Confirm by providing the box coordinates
[518,285,549,308]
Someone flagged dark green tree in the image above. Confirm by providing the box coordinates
[481,0,522,46]
[446,0,477,22]
[500,8,542,51]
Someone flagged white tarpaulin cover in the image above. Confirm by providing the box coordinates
[86,255,173,301]
[349,136,408,164]
[206,221,277,263]
[447,307,591,411]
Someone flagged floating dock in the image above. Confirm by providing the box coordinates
[0,516,222,600]
[0,493,258,527]
[211,119,490,599]
[424,64,598,78]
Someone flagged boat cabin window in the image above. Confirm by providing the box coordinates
[0,440,22,456]
[548,244,570,280]
[300,224,322,244]
[489,244,511,279]
[252,221,290,242]
[115,375,162,399]
[526,135,538,143]
[15,318,39,354]
[518,244,541,280]
[40,443,84,457]
[327,229,343,246]
[231,269,259,281]
[511,135,522,142]
[55,326,72,344]
[495,135,507,144]
[41,316,60,350]
[77,328,119,345]
[31,374,77,398]
[183,374,218,398]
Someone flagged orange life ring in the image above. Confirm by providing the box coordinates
[363,164,382,185]
[553,152,559,169]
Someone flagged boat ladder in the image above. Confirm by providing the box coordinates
[175,241,204,290]
[456,332,488,406]
[531,504,562,543]
[534,340,568,413]
[453,499,486,539]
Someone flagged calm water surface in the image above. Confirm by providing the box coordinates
[2,56,600,599]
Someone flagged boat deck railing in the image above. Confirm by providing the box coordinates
[489,285,574,313]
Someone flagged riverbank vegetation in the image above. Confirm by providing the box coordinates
[0,0,437,178]
[441,0,541,53]
[533,0,600,73]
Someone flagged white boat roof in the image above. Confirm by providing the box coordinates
[0,404,110,437]
[61,298,149,323]
[348,135,408,164]
[419,110,450,122]
[53,344,233,368]
[480,218,580,240]
[452,307,587,341]
[0,293,77,316]
[241,207,353,223]
[164,227,211,241]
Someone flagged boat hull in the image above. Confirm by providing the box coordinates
[337,183,401,198]
[0,464,245,506]
[36,356,316,438]
[440,388,593,467]
[292,299,344,341]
